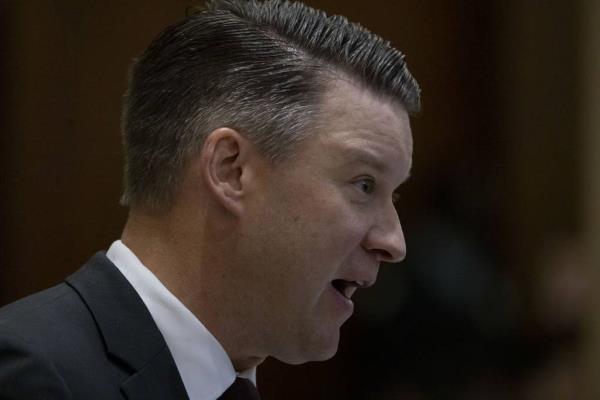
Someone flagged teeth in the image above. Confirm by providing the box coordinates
[343,285,357,299]
[332,279,366,300]
[344,283,357,300]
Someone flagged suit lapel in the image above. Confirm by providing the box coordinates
[121,347,189,400]
[66,252,189,400]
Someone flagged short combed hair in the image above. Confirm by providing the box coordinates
[121,0,421,212]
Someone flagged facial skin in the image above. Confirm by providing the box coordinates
[231,78,413,364]
[122,77,413,370]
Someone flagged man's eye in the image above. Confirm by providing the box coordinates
[355,178,376,194]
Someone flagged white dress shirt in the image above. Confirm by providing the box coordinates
[106,240,256,400]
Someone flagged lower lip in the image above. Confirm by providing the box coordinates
[330,284,354,318]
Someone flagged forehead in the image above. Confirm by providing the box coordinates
[310,79,413,178]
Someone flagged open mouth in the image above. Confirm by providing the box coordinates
[331,279,361,300]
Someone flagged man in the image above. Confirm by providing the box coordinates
[0,0,420,398]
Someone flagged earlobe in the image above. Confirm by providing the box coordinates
[200,128,251,216]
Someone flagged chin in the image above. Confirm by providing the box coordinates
[276,331,340,365]
[276,350,337,365]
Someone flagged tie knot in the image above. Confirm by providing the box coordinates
[219,377,261,400]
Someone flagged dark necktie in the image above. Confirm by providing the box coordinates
[219,377,261,400]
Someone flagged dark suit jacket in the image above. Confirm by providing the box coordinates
[0,252,190,400]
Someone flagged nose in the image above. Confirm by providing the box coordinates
[362,203,406,263]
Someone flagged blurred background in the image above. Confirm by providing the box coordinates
[0,1,598,399]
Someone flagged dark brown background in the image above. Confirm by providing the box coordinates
[1,1,598,399]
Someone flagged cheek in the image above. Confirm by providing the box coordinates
[251,181,368,284]
[284,202,367,276]
[302,215,363,258]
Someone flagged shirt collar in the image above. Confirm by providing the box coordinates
[106,240,256,399]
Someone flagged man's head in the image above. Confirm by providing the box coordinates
[121,0,420,212]
[120,0,420,368]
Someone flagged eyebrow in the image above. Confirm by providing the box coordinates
[341,146,388,172]
[340,146,412,184]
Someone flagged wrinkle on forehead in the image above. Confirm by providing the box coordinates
[334,135,412,182]
[316,78,414,180]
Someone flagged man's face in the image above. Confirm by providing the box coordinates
[237,79,413,364]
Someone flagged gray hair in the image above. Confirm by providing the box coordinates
[121,0,421,212]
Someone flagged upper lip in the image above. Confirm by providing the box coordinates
[341,265,379,289]
[332,272,378,300]
[331,258,379,298]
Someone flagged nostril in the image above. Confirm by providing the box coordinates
[362,222,406,263]
[371,248,393,261]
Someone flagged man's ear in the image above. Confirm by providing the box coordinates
[199,127,260,216]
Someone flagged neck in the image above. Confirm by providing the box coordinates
[120,208,266,372]
[121,209,197,305]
